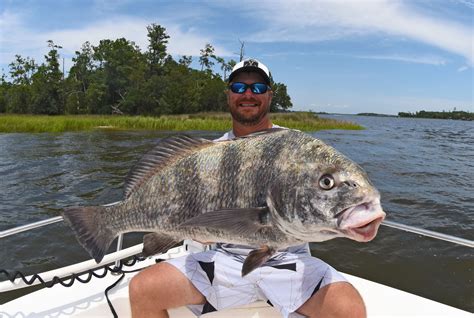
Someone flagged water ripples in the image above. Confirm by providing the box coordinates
[0,119,473,310]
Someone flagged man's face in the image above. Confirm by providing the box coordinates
[227,72,273,126]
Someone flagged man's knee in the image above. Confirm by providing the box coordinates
[297,282,366,318]
[129,263,166,307]
[129,262,205,310]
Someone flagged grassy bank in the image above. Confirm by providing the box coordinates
[0,112,363,133]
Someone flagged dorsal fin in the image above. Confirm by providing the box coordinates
[124,135,214,198]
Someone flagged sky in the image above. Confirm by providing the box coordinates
[0,0,473,115]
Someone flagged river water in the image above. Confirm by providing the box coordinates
[0,115,472,311]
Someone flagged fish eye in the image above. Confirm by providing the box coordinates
[319,174,335,190]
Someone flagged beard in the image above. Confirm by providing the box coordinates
[229,105,270,126]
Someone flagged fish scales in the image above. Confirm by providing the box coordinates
[62,129,386,275]
[103,132,307,234]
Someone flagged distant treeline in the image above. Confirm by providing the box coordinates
[398,110,473,121]
[0,24,292,116]
[357,113,396,117]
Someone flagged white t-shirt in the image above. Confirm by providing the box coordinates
[213,124,283,142]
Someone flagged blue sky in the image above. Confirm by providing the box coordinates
[1,0,473,114]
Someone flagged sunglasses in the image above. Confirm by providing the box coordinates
[229,82,270,94]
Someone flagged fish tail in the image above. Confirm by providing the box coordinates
[62,206,116,263]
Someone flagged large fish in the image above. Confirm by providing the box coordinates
[62,128,386,276]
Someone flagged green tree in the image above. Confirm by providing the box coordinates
[199,43,215,72]
[84,82,108,114]
[227,59,237,69]
[146,24,170,77]
[225,59,237,80]
[92,38,147,114]
[6,85,31,113]
[214,57,234,80]
[270,82,292,112]
[197,75,227,112]
[65,42,96,114]
[69,42,95,92]
[2,26,296,116]
[29,40,64,114]
[146,24,169,65]
[0,74,10,113]
[158,63,202,114]
[9,55,37,85]
[5,55,36,113]
[179,55,192,67]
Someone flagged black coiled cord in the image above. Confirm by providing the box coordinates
[1,255,166,317]
[0,255,145,289]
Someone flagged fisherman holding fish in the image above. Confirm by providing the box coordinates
[124,59,373,318]
[64,58,386,317]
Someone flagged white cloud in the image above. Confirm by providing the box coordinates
[0,10,28,65]
[245,0,474,66]
[0,10,20,31]
[454,0,474,10]
[45,18,150,55]
[0,15,231,67]
[355,54,448,66]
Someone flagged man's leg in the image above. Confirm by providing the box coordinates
[129,262,205,318]
[296,282,366,318]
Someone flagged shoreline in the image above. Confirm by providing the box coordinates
[0,112,363,133]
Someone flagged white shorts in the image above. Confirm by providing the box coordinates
[166,248,347,318]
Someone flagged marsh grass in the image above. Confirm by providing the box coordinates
[271,112,363,131]
[0,112,363,133]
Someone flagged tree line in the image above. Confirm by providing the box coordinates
[398,110,473,121]
[0,24,292,116]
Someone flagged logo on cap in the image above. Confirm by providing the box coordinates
[243,59,259,68]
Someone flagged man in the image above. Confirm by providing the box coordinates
[129,59,366,318]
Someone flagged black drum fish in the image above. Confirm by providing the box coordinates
[62,128,386,276]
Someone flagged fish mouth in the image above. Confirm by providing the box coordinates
[336,201,386,242]
[343,216,385,241]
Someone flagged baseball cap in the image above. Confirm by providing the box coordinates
[228,58,272,85]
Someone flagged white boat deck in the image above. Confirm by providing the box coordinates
[1,244,471,318]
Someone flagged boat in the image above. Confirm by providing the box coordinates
[1,216,473,317]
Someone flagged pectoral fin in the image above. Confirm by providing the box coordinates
[242,245,275,276]
[178,207,271,237]
[142,233,181,257]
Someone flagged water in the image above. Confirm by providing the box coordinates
[0,116,472,311]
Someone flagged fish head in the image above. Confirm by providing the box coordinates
[268,138,386,243]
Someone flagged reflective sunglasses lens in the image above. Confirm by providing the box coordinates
[230,82,247,94]
[230,82,268,94]
[251,83,268,94]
